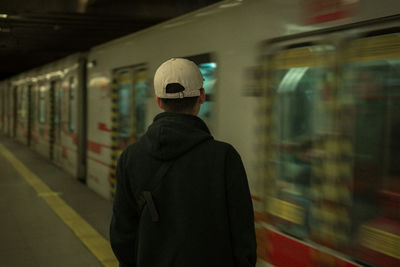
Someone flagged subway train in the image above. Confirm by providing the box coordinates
[0,0,399,266]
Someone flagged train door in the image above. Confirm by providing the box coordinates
[6,85,11,136]
[27,84,34,146]
[49,80,62,163]
[17,85,30,145]
[2,85,6,134]
[2,87,6,133]
[29,84,37,148]
[12,86,17,138]
[109,66,148,195]
[0,86,3,132]
[34,83,53,159]
[76,58,88,182]
[7,84,11,136]
[341,32,400,266]
[262,42,340,241]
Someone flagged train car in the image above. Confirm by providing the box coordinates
[0,0,399,266]
[4,53,87,180]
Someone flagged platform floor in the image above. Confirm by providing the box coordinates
[0,135,117,267]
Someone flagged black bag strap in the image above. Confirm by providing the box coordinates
[135,137,211,222]
[136,161,173,222]
[146,160,174,191]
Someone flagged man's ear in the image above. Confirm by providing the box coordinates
[156,97,163,109]
[199,88,206,104]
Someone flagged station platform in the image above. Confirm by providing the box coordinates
[0,135,118,267]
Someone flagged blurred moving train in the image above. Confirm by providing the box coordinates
[0,0,399,266]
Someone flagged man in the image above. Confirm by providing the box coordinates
[110,58,257,267]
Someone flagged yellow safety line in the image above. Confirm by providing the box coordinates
[0,143,119,267]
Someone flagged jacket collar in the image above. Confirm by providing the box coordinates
[153,112,211,134]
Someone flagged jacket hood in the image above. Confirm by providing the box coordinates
[143,112,213,161]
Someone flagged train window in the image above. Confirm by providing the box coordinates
[38,85,46,123]
[68,77,75,132]
[116,70,133,150]
[198,62,217,119]
[185,54,217,124]
[133,69,147,138]
[341,33,400,264]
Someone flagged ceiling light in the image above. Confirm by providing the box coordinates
[0,14,8,18]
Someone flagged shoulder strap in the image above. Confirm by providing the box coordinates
[145,161,174,191]
[136,161,173,222]
[135,137,211,222]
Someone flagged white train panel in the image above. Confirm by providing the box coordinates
[86,70,113,198]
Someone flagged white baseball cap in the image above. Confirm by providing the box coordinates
[154,58,204,99]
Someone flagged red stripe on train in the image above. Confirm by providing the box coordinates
[256,227,359,267]
[98,122,112,132]
[87,140,112,154]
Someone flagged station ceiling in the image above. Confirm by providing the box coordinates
[0,0,220,80]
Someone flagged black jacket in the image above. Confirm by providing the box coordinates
[110,112,257,267]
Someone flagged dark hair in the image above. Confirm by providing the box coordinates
[160,83,199,113]
[161,97,199,113]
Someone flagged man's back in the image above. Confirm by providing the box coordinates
[110,112,256,267]
[110,58,256,267]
